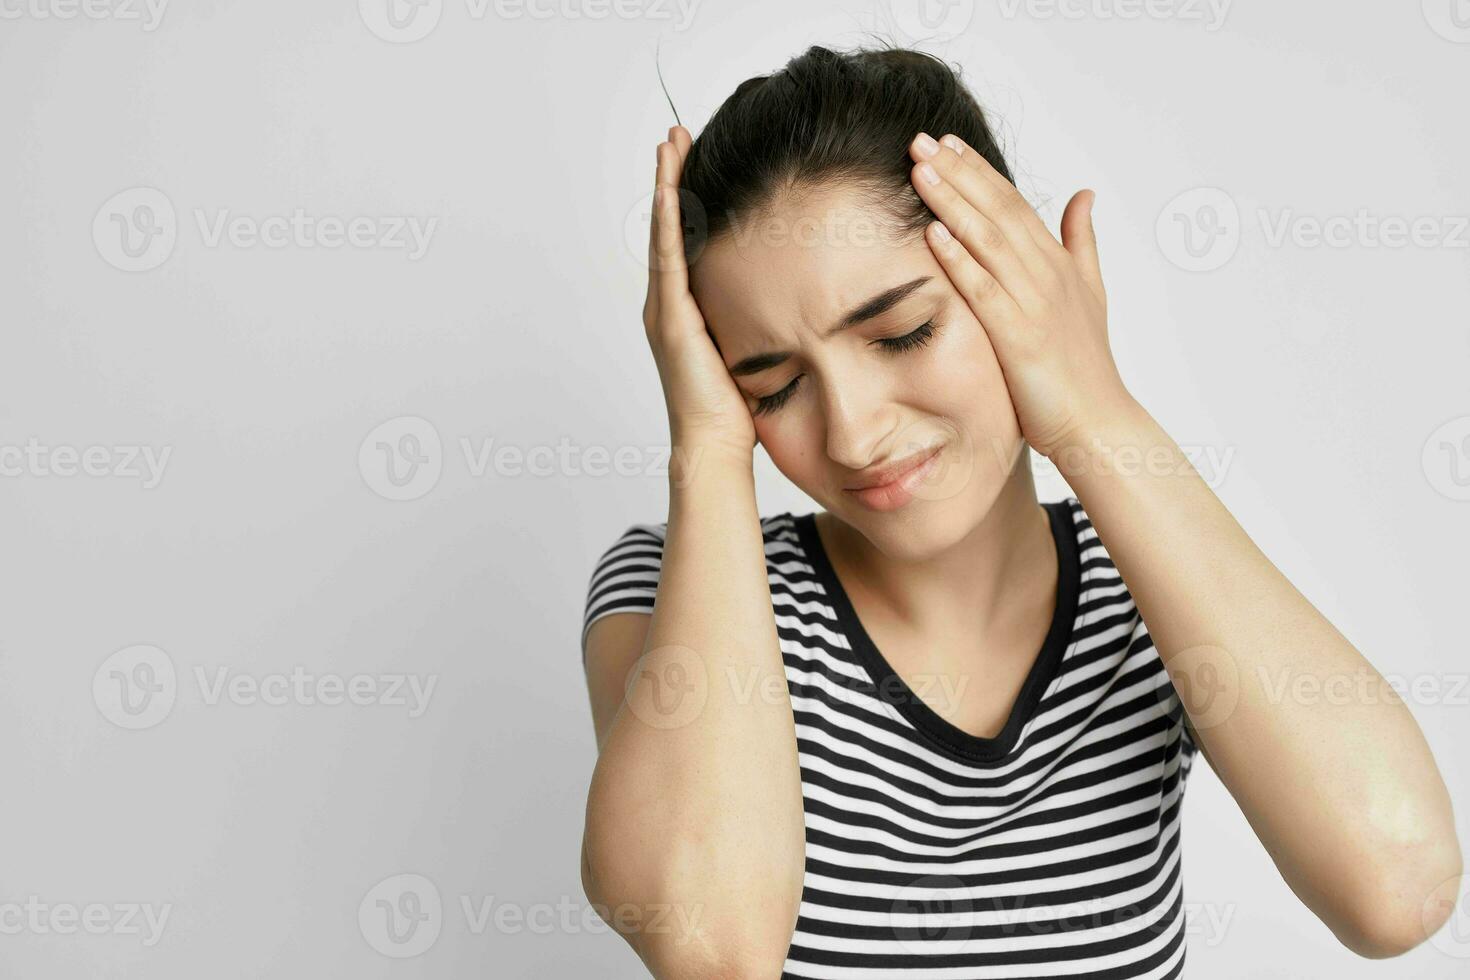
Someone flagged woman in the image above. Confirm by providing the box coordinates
[578,44,1460,978]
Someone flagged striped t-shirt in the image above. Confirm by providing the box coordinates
[581,497,1199,978]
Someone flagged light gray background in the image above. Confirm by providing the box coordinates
[2,0,1467,976]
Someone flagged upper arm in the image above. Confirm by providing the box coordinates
[580,521,667,749]
[584,612,653,749]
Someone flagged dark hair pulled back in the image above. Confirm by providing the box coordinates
[675,42,1014,263]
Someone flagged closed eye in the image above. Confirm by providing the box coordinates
[874,318,938,353]
[751,319,941,417]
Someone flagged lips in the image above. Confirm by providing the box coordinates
[844,444,944,492]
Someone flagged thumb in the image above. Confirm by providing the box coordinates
[1061,189,1105,306]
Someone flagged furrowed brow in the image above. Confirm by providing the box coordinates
[728,275,932,377]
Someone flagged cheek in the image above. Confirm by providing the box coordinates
[924,311,1018,434]
[753,411,818,483]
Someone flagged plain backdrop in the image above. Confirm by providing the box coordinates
[1,0,1467,976]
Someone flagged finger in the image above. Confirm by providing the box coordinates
[931,134,1064,261]
[643,142,664,325]
[653,141,692,312]
[925,219,1022,341]
[1061,189,1105,307]
[669,124,692,163]
[910,159,1038,306]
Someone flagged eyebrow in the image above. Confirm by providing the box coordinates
[727,275,934,377]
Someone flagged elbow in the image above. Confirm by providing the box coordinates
[1336,835,1464,959]
[580,830,796,978]
[580,756,803,976]
[580,833,709,974]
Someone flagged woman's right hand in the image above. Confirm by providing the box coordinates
[644,126,757,465]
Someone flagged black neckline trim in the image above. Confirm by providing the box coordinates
[792,500,1081,763]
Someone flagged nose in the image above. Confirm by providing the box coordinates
[820,372,896,473]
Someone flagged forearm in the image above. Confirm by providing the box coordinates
[583,448,804,971]
[1050,398,1461,956]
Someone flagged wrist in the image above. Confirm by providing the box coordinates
[668,439,754,491]
[1045,395,1157,471]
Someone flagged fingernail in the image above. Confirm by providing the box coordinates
[918,162,940,186]
[915,132,940,158]
[931,221,951,242]
[940,134,963,156]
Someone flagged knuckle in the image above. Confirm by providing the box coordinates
[976,220,1006,252]
[970,273,999,299]
[1036,264,1064,294]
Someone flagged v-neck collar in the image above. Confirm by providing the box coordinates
[793,500,1081,764]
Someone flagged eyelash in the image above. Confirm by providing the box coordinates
[752,319,940,417]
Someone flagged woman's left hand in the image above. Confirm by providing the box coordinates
[907,131,1139,459]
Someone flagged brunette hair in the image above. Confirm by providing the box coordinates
[671,42,1015,262]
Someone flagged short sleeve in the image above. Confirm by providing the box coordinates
[580,521,668,666]
[1126,609,1200,768]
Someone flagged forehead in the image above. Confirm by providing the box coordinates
[689,183,933,351]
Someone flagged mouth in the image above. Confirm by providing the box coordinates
[842,444,945,512]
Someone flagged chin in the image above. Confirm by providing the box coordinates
[833,480,998,562]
